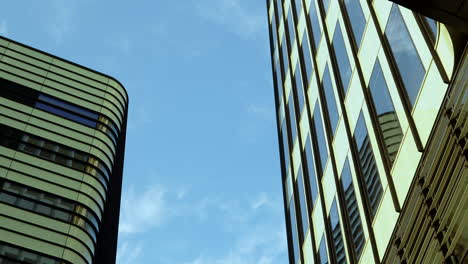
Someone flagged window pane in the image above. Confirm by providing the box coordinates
[423,16,438,42]
[308,0,322,49]
[369,60,403,165]
[297,166,309,238]
[36,102,97,127]
[304,135,318,206]
[38,94,98,120]
[321,0,331,14]
[318,235,329,264]
[289,198,300,264]
[275,61,284,106]
[385,5,426,107]
[288,93,298,144]
[276,0,283,22]
[313,101,328,175]
[332,26,352,94]
[287,8,296,49]
[294,0,303,17]
[301,32,314,86]
[282,35,290,76]
[322,65,339,134]
[354,113,383,219]
[271,15,278,51]
[281,120,290,172]
[329,199,347,264]
[340,159,365,259]
[294,62,305,115]
[344,0,366,47]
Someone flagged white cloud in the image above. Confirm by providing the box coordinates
[0,20,8,35]
[119,185,166,235]
[194,0,265,39]
[251,192,270,210]
[116,241,143,264]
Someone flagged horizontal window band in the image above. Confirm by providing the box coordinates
[0,159,104,220]
[0,104,117,163]
[0,178,100,237]
[0,44,128,112]
[0,241,72,264]
[0,77,121,144]
[0,220,91,264]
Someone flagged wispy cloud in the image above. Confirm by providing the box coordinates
[116,241,143,264]
[194,0,265,39]
[119,185,167,235]
[0,20,8,36]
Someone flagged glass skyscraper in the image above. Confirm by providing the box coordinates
[0,36,128,264]
[266,0,467,263]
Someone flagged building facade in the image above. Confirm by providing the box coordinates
[0,36,128,264]
[266,0,467,263]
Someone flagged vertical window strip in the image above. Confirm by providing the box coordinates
[318,235,329,264]
[281,34,290,76]
[288,93,298,145]
[329,199,347,264]
[308,0,322,50]
[313,101,329,176]
[301,32,314,87]
[340,159,365,260]
[297,166,309,239]
[281,120,291,173]
[304,135,318,207]
[294,62,305,115]
[385,4,426,107]
[343,0,366,48]
[332,25,352,94]
[354,113,383,219]
[289,198,301,264]
[322,65,340,134]
[368,59,403,166]
[287,8,296,49]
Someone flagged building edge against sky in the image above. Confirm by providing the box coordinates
[266,0,467,263]
[0,36,128,264]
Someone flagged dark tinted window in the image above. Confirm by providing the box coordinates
[332,26,352,94]
[38,95,98,120]
[301,32,314,87]
[0,243,64,264]
[287,8,296,49]
[282,35,290,75]
[329,199,347,264]
[281,120,290,172]
[288,93,298,144]
[318,235,329,264]
[297,166,309,238]
[340,159,365,259]
[289,198,300,264]
[36,102,97,127]
[294,62,305,115]
[313,101,328,175]
[385,5,425,107]
[322,65,339,134]
[304,135,318,206]
[354,113,383,219]
[344,0,366,47]
[308,0,322,49]
[369,60,403,165]
[275,61,284,106]
[271,15,278,50]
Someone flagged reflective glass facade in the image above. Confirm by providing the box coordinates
[267,0,462,263]
[0,36,128,264]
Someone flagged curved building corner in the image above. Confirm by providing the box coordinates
[0,36,128,264]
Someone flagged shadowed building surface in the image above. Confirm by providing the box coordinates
[0,36,128,264]
[266,0,467,263]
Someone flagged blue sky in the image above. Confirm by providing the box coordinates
[0,1,288,263]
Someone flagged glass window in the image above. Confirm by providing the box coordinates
[308,0,322,49]
[340,159,365,259]
[294,62,305,115]
[38,95,99,120]
[281,34,290,76]
[275,61,284,106]
[271,15,278,51]
[423,16,438,42]
[281,120,291,172]
[35,102,97,127]
[287,8,296,49]
[385,5,426,107]
[332,26,352,94]
[318,235,329,264]
[304,135,318,206]
[354,113,383,219]
[297,166,309,238]
[301,32,314,86]
[294,0,303,17]
[313,101,328,175]
[329,199,347,264]
[289,198,300,264]
[276,0,283,22]
[369,59,403,166]
[322,65,339,134]
[344,0,366,48]
[288,93,298,144]
[321,0,331,14]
